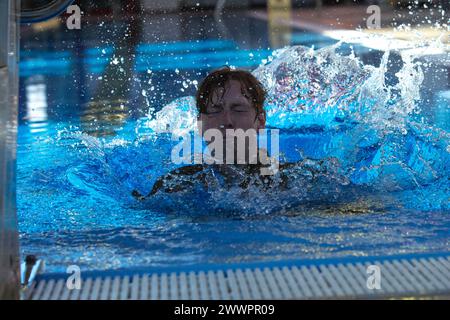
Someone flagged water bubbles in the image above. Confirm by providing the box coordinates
[141,89,147,97]
[111,57,119,65]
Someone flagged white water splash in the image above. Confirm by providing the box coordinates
[139,43,425,137]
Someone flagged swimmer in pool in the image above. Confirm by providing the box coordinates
[132,66,295,199]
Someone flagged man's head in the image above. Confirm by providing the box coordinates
[196,66,267,136]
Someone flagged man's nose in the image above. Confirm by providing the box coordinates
[222,110,234,129]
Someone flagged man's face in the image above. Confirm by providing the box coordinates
[197,79,265,163]
[198,80,265,136]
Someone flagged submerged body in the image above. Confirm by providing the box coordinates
[133,160,293,199]
[134,68,277,201]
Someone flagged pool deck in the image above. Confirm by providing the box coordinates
[23,252,450,300]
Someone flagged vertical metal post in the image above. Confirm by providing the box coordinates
[267,0,292,48]
[0,0,20,300]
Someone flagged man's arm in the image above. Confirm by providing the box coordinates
[132,164,206,200]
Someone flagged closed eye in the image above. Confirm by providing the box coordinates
[231,103,250,112]
[206,104,223,114]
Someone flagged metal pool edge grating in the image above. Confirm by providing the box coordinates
[24,254,450,300]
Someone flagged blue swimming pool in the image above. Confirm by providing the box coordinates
[17,11,449,273]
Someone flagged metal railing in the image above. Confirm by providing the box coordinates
[0,0,20,300]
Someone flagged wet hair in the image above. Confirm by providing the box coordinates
[196,66,266,118]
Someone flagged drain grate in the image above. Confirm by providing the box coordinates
[24,254,450,300]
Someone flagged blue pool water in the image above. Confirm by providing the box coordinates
[17,12,449,273]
